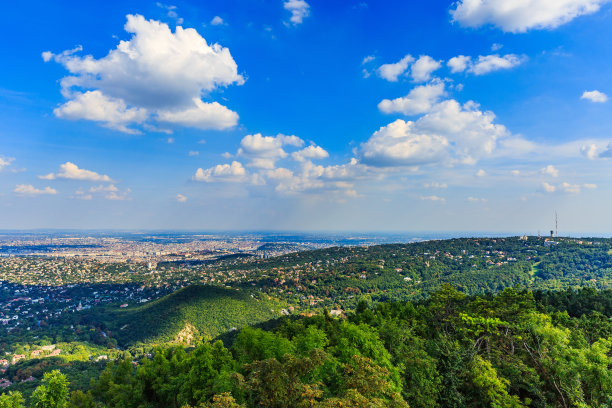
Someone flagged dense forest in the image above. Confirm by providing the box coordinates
[2,285,611,407]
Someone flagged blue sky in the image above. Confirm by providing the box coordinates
[1,0,612,233]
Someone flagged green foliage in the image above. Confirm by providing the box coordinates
[95,285,281,346]
[3,285,612,408]
[471,355,525,408]
[0,392,25,408]
[31,371,69,408]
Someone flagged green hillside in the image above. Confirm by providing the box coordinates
[95,285,282,346]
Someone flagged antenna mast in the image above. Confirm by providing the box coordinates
[555,211,558,238]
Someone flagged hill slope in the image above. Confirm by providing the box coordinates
[94,285,281,346]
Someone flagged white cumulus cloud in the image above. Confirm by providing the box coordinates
[15,184,58,196]
[363,99,509,167]
[44,14,243,133]
[176,194,188,202]
[541,182,556,193]
[561,182,581,194]
[411,55,442,82]
[54,91,148,134]
[415,100,509,165]
[156,99,238,130]
[292,145,330,162]
[450,0,611,33]
[377,55,414,82]
[193,161,250,182]
[211,16,225,26]
[0,157,15,172]
[468,54,526,75]
[237,133,304,169]
[448,54,526,75]
[39,162,113,182]
[541,164,559,177]
[378,81,446,115]
[447,55,471,73]
[581,90,608,103]
[360,119,449,167]
[284,0,310,25]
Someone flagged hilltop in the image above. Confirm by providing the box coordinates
[81,285,282,346]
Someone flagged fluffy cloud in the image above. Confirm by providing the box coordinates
[211,16,225,26]
[105,189,131,201]
[44,14,243,133]
[360,119,449,167]
[541,182,556,192]
[363,99,509,166]
[561,182,581,194]
[475,169,487,177]
[237,133,304,169]
[14,184,57,196]
[266,168,295,180]
[284,0,310,25]
[74,184,129,200]
[541,181,586,194]
[411,56,442,82]
[469,54,526,75]
[176,194,188,202]
[448,54,526,75]
[541,164,559,177]
[581,142,612,159]
[580,143,599,159]
[378,81,446,115]
[377,55,441,82]
[54,91,147,134]
[156,99,238,130]
[274,159,362,195]
[39,162,113,182]
[362,55,376,65]
[581,90,608,103]
[450,0,610,33]
[467,196,487,202]
[414,100,509,164]
[377,55,414,82]
[447,55,471,73]
[193,161,249,182]
[0,156,15,172]
[292,145,330,162]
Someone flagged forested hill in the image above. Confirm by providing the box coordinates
[3,286,611,407]
[213,236,612,309]
[80,285,283,346]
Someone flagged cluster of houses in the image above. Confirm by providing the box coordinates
[0,282,172,335]
[0,346,62,389]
